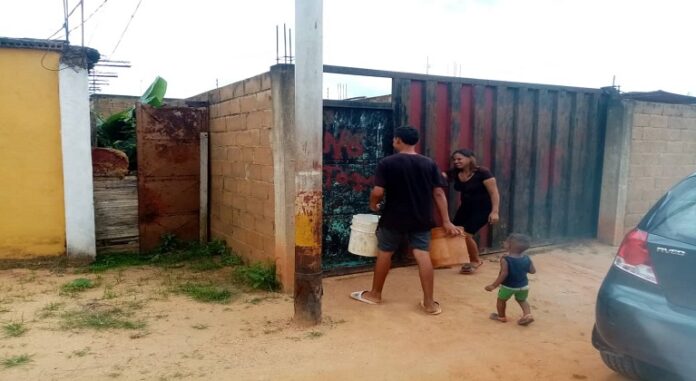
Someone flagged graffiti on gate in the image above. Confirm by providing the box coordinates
[323,165,373,193]
[323,130,365,161]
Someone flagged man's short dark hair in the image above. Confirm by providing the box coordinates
[394,126,419,145]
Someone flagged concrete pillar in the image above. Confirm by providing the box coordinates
[597,96,634,246]
[270,64,296,293]
[293,0,323,325]
[59,52,97,261]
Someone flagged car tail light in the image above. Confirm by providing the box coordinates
[614,229,658,284]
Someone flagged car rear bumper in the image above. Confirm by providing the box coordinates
[595,269,696,378]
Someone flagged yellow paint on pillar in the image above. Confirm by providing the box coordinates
[0,48,66,258]
[295,214,319,247]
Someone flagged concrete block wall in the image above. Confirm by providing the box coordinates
[598,98,696,245]
[623,101,696,232]
[192,72,276,263]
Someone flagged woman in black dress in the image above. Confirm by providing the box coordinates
[445,149,500,274]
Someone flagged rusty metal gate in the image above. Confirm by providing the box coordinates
[322,100,394,271]
[324,66,608,259]
[136,104,207,252]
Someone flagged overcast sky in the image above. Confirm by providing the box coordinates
[3,0,695,99]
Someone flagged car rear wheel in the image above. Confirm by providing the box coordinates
[600,351,684,381]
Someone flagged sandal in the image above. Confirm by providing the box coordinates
[518,314,535,326]
[420,300,442,315]
[460,261,483,274]
[489,313,508,323]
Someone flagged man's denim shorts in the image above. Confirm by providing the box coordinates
[376,227,431,252]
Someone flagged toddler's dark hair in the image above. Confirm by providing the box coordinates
[507,233,531,252]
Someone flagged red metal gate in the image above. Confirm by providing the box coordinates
[136,104,207,251]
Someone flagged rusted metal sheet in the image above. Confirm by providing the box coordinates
[136,104,207,252]
[393,77,608,251]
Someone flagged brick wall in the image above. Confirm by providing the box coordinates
[91,94,185,118]
[623,101,696,232]
[190,72,275,263]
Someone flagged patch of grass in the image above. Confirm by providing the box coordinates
[233,262,280,291]
[306,331,324,339]
[60,307,145,331]
[176,283,233,304]
[123,299,146,311]
[0,307,10,314]
[1,354,33,368]
[88,237,237,273]
[2,321,28,338]
[60,278,96,295]
[102,285,118,300]
[69,347,91,358]
[37,302,65,319]
[190,259,223,272]
[191,324,208,330]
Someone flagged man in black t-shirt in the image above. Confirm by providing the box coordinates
[349,126,460,315]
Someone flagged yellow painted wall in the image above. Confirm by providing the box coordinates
[0,48,66,258]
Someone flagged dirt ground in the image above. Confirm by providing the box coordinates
[0,241,630,381]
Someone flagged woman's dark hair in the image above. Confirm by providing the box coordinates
[394,126,419,145]
[447,148,478,177]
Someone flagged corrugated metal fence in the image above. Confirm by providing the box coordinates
[326,66,608,252]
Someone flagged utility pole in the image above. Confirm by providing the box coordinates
[293,0,323,325]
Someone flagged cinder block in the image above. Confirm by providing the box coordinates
[220,99,241,116]
[624,213,643,229]
[222,191,234,206]
[239,212,256,229]
[263,201,275,219]
[222,162,234,176]
[236,181,251,196]
[253,147,273,166]
[260,72,272,90]
[681,129,696,140]
[633,113,650,127]
[628,165,643,178]
[211,147,227,160]
[249,165,264,181]
[667,141,683,153]
[227,147,242,162]
[242,147,254,162]
[255,91,272,110]
[211,160,224,176]
[247,110,272,130]
[249,181,271,200]
[236,130,253,146]
[631,127,644,141]
[255,217,274,237]
[244,76,262,95]
[667,129,681,142]
[650,115,668,128]
[223,177,236,192]
[259,128,272,147]
[627,199,647,214]
[210,117,226,132]
[219,84,236,102]
[208,89,221,104]
[219,132,237,147]
[261,165,274,183]
[210,103,222,119]
[643,127,663,141]
[226,114,246,131]
[232,162,246,178]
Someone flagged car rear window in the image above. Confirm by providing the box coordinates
[645,176,696,246]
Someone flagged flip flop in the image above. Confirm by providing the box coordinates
[489,313,508,322]
[518,314,535,326]
[419,300,442,315]
[350,291,379,305]
[460,261,483,274]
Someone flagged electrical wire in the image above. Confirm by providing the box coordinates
[110,0,143,56]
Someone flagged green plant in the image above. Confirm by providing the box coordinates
[60,278,96,295]
[2,322,28,338]
[233,262,280,291]
[1,354,33,368]
[60,308,145,331]
[95,76,167,169]
[70,347,91,358]
[176,282,233,304]
[37,302,64,318]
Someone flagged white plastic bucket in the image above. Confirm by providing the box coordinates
[348,214,380,257]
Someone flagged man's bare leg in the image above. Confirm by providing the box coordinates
[362,250,394,303]
[412,249,437,312]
